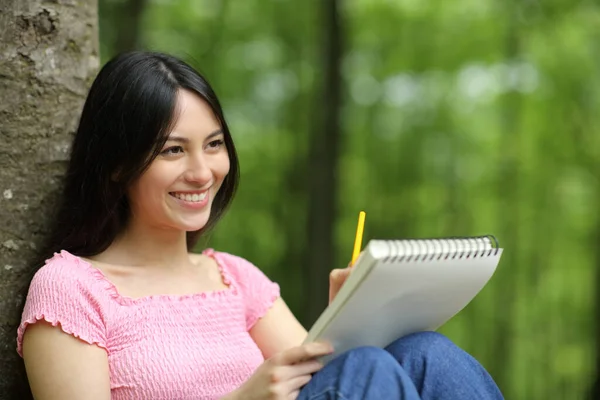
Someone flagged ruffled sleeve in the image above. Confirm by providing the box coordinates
[16,252,108,357]
[210,251,280,330]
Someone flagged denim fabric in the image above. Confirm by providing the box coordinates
[297,331,504,400]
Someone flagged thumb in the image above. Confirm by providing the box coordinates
[329,268,349,283]
[329,268,351,304]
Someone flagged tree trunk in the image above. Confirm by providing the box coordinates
[269,0,311,319]
[114,0,148,54]
[0,0,98,397]
[590,189,600,400]
[491,2,521,394]
[303,0,344,325]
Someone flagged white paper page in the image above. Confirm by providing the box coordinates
[315,250,501,363]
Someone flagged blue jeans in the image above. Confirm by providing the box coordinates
[298,331,503,400]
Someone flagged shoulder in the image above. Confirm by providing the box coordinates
[18,250,111,357]
[201,249,278,287]
[202,248,250,268]
[201,249,255,274]
[201,249,280,330]
[28,250,108,297]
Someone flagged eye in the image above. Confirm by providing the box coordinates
[160,146,184,156]
[207,139,225,150]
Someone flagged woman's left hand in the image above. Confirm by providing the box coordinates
[328,263,352,304]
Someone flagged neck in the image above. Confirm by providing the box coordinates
[100,221,193,269]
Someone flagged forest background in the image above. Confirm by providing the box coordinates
[1,0,599,399]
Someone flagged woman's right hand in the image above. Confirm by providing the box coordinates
[228,341,333,400]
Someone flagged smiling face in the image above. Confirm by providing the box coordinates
[127,89,231,233]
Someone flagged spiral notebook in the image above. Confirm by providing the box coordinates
[304,235,502,362]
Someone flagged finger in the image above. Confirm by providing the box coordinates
[329,268,351,303]
[329,270,345,290]
[287,360,323,377]
[339,268,351,278]
[269,360,323,384]
[284,374,312,393]
[288,390,300,400]
[278,344,331,365]
[329,268,345,280]
[270,360,323,386]
[329,270,340,303]
[275,343,333,365]
[330,268,351,281]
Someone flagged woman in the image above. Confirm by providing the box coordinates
[17,51,504,400]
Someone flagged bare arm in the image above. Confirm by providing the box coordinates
[22,321,111,400]
[249,297,308,359]
[249,265,354,360]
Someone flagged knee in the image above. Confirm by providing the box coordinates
[305,346,418,399]
[386,331,460,363]
[337,345,398,368]
[401,331,454,351]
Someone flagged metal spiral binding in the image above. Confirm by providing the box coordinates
[382,235,499,263]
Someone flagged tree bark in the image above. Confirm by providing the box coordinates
[0,0,98,397]
[303,0,344,325]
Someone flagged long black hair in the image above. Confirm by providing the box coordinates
[43,51,239,261]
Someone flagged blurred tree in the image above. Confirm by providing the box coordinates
[303,0,345,325]
[94,0,600,397]
[0,0,98,398]
[114,0,148,53]
[100,0,148,55]
[492,0,522,393]
[571,69,600,400]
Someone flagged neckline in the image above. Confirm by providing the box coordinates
[56,249,239,306]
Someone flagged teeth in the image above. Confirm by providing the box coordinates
[172,192,207,203]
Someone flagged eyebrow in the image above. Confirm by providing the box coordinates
[166,129,224,143]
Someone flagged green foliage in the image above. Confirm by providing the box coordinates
[99,0,599,398]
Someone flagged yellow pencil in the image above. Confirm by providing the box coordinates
[351,211,366,265]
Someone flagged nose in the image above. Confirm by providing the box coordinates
[183,152,212,186]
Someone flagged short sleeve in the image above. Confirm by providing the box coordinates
[212,251,280,330]
[16,254,108,357]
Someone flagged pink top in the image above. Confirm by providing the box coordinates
[17,249,280,400]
